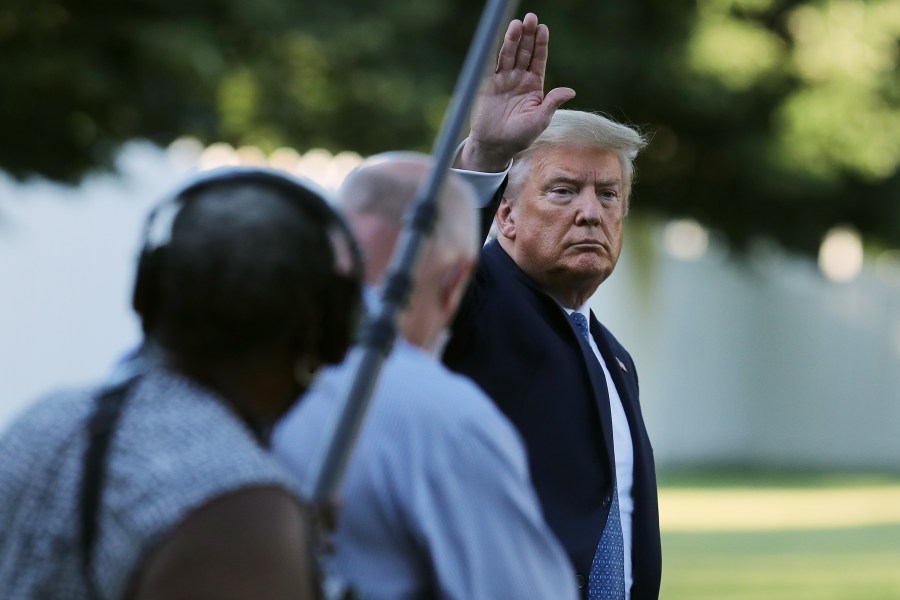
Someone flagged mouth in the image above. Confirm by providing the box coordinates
[568,240,606,251]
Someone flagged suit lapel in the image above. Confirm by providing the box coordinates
[563,307,616,475]
[486,243,618,473]
[590,314,647,442]
[591,313,662,593]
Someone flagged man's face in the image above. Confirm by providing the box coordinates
[500,144,625,304]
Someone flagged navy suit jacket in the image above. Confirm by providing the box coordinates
[443,239,661,599]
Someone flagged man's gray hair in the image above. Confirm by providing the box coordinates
[338,152,479,260]
[508,109,647,214]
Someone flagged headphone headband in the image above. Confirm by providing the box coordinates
[133,166,363,365]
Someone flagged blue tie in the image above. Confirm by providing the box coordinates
[569,312,626,599]
[569,311,591,343]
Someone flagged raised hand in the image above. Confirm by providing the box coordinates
[457,13,576,172]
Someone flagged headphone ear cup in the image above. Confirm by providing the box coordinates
[131,247,164,334]
[316,216,364,365]
[291,194,363,366]
[317,276,362,365]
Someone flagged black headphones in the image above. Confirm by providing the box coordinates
[132,166,363,366]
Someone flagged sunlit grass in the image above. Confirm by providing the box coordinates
[661,486,900,531]
[658,471,900,599]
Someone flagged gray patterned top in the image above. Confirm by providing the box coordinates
[0,364,299,599]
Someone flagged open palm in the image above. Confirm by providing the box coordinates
[461,13,576,172]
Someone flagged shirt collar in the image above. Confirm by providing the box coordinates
[560,301,591,322]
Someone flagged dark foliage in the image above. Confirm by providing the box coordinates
[1,0,897,254]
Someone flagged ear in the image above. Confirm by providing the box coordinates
[439,258,475,316]
[496,196,516,240]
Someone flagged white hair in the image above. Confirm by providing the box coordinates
[507,109,647,214]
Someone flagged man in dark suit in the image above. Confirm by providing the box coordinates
[444,13,662,600]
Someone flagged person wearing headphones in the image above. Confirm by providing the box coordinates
[0,168,363,600]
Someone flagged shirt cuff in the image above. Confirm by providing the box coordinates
[451,140,511,208]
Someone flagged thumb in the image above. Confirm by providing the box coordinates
[541,87,576,119]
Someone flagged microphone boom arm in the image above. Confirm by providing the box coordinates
[308,0,519,506]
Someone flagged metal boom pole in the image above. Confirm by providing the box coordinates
[308,0,519,505]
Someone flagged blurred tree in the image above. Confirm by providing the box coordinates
[526,0,900,255]
[0,0,474,182]
[0,0,317,182]
[1,0,897,255]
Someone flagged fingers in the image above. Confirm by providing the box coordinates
[496,13,543,74]
[496,19,523,72]
[528,23,550,78]
[513,13,539,71]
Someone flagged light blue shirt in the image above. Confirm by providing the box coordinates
[273,340,578,600]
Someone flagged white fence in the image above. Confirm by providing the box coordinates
[593,219,900,471]
[2,143,898,471]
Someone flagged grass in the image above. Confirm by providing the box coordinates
[657,470,900,600]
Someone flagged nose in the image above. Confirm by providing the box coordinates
[574,190,601,226]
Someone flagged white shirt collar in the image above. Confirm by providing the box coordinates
[560,301,591,322]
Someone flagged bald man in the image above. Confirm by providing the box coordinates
[273,154,577,600]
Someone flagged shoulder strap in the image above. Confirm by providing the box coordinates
[79,378,135,598]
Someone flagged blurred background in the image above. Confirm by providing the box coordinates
[1,0,898,597]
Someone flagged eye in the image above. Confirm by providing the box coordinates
[549,186,575,196]
[598,189,619,202]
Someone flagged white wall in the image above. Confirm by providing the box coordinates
[0,143,183,427]
[591,220,900,471]
[2,145,898,470]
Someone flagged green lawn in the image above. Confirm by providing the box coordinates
[657,471,900,600]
